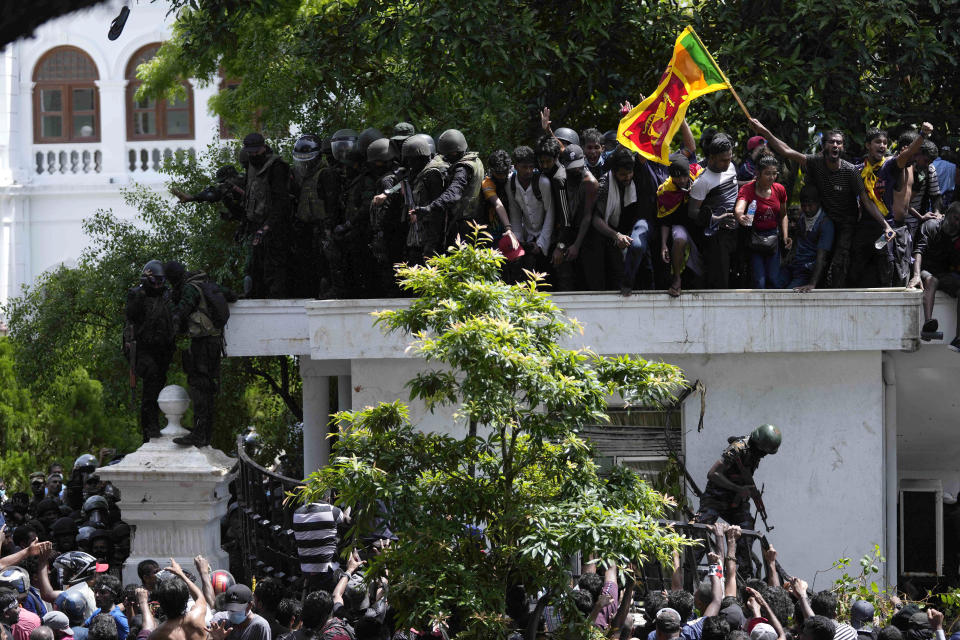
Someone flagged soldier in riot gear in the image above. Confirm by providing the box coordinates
[389,122,416,158]
[164,261,237,448]
[290,134,330,297]
[320,129,360,298]
[693,423,782,574]
[170,166,245,219]
[241,132,292,298]
[365,137,405,295]
[344,129,389,296]
[411,128,485,252]
[123,260,175,442]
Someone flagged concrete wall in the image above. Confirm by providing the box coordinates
[675,350,885,589]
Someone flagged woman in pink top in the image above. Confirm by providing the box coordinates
[735,154,792,288]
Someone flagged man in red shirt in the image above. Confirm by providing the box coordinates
[0,588,41,640]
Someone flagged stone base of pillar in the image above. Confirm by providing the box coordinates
[98,386,236,584]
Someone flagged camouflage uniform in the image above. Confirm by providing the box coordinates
[693,436,761,572]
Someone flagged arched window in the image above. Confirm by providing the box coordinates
[126,43,194,140]
[33,47,100,143]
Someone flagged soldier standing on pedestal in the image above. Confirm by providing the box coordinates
[123,261,175,443]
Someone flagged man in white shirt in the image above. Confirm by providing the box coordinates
[505,145,554,280]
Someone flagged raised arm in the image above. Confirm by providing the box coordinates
[165,558,207,621]
[745,586,785,640]
[194,555,216,608]
[1,540,52,570]
[763,546,781,587]
[680,119,696,157]
[36,546,63,603]
[723,526,741,597]
[136,588,156,632]
[896,123,934,169]
[703,552,724,617]
[749,119,806,166]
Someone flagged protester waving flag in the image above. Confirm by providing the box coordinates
[619,26,741,164]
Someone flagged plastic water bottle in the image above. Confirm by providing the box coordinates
[745,200,756,227]
[874,232,891,250]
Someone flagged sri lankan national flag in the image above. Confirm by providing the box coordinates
[618,27,731,164]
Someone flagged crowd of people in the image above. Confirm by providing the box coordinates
[175,106,960,350]
[2,451,956,640]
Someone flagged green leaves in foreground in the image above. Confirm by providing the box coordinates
[300,235,693,639]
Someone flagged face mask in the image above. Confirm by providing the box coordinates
[228,611,247,625]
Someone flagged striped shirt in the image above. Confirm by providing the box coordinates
[293,502,344,573]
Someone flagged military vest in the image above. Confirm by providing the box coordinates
[294,168,327,224]
[185,274,221,338]
[449,152,484,223]
[412,155,450,206]
[132,290,174,350]
[244,155,281,224]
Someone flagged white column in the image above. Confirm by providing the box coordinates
[97,385,235,585]
[97,79,127,177]
[882,355,898,587]
[300,359,330,478]
[337,375,352,413]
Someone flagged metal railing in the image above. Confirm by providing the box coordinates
[235,435,304,591]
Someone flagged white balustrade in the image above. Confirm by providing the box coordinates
[126,144,196,174]
[32,144,102,175]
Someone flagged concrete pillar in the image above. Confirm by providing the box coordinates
[97,385,234,585]
[882,355,898,587]
[300,359,330,478]
[97,80,127,177]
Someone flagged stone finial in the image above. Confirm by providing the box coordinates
[158,384,190,437]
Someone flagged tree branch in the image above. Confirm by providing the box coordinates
[243,360,303,420]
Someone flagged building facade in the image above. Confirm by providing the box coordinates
[0,0,221,317]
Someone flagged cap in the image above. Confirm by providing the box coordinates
[242,133,266,152]
[30,472,45,482]
[560,144,585,170]
[47,473,63,482]
[721,604,746,630]
[497,235,525,263]
[95,563,110,573]
[751,623,777,640]
[43,611,74,636]
[747,136,767,151]
[908,613,930,631]
[224,584,253,612]
[668,152,691,179]
[850,600,875,629]
[656,607,682,633]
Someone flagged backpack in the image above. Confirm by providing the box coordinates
[509,172,543,203]
[188,277,231,329]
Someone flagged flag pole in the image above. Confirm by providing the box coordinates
[687,27,752,121]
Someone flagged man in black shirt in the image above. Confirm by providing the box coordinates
[908,203,960,351]
[750,120,894,287]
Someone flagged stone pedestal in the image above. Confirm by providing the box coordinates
[98,385,236,584]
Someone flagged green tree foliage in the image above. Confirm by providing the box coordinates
[144,0,960,193]
[0,337,134,490]
[299,236,693,639]
[3,146,300,464]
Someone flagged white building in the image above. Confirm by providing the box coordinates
[3,0,959,597]
[0,0,223,316]
[225,290,960,589]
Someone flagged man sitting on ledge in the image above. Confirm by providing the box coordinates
[909,202,960,351]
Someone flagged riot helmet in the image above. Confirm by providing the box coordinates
[140,260,165,289]
[330,129,359,164]
[749,424,782,455]
[366,137,394,165]
[293,134,322,163]
[357,128,385,158]
[401,135,433,174]
[603,130,617,152]
[554,127,580,147]
[437,129,468,160]
[83,495,110,527]
[52,551,98,587]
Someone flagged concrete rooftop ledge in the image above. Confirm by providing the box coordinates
[225,288,923,359]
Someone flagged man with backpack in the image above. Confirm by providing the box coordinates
[164,261,237,448]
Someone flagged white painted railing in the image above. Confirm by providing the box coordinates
[126,144,196,174]
[33,144,102,175]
